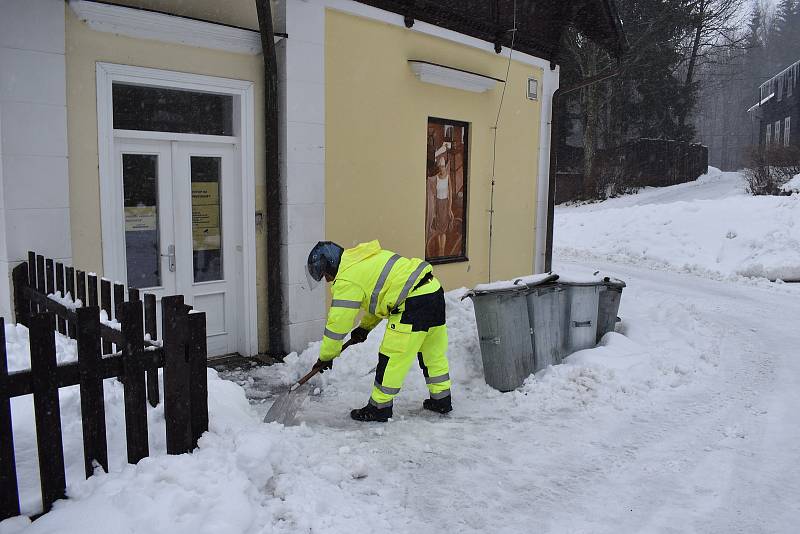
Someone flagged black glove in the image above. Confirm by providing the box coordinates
[313,358,333,374]
[350,327,370,345]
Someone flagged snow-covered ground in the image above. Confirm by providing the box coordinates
[3,168,800,533]
[556,168,800,281]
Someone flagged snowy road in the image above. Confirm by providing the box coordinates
[235,260,800,533]
[543,260,800,533]
[8,264,800,534]
[11,259,799,534]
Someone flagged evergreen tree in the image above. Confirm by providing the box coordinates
[773,0,800,67]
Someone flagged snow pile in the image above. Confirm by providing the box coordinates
[3,322,274,533]
[782,173,800,193]
[555,168,800,281]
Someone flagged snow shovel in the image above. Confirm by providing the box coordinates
[263,338,356,425]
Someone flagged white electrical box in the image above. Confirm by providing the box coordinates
[527,77,538,101]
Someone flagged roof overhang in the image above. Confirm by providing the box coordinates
[353,0,628,63]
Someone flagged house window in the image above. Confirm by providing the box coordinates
[775,120,782,144]
[112,83,234,135]
[789,70,794,97]
[766,123,772,145]
[425,117,469,264]
[777,75,783,101]
[785,117,791,147]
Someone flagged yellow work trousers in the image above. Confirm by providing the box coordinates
[369,286,451,408]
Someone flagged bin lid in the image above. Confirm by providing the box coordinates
[465,273,559,298]
[553,271,626,288]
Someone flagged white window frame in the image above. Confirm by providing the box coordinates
[785,117,791,147]
[96,62,258,356]
[775,121,782,144]
[766,123,772,145]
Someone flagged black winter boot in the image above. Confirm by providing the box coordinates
[423,395,452,414]
[350,403,392,422]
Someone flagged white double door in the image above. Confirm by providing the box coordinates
[115,138,242,357]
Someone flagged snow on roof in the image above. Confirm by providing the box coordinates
[747,92,774,113]
[759,58,800,93]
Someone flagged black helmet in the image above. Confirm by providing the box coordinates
[306,241,344,283]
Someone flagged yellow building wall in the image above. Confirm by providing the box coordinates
[325,10,542,290]
[64,6,270,352]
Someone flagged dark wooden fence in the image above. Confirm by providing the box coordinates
[612,139,708,189]
[1,252,208,521]
[556,139,709,203]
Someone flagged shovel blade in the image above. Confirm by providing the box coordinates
[263,383,312,425]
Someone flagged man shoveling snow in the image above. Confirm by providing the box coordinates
[305,240,453,422]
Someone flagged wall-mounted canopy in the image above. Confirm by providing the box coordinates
[408,60,504,92]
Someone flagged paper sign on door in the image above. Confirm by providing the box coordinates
[192,183,221,251]
[124,206,157,232]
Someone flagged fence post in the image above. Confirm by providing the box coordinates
[121,300,149,464]
[144,293,159,407]
[162,296,192,455]
[87,273,98,308]
[65,267,76,338]
[0,318,21,521]
[27,252,37,314]
[55,263,66,335]
[76,270,87,306]
[45,259,54,297]
[11,263,30,328]
[35,255,45,306]
[100,279,112,355]
[187,312,208,448]
[76,306,108,478]
[113,283,125,321]
[29,313,66,513]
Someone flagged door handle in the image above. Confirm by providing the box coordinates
[161,244,176,272]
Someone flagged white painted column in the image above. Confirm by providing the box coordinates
[534,65,559,274]
[0,0,71,321]
[276,0,328,353]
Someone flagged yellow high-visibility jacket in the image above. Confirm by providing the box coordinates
[319,240,432,361]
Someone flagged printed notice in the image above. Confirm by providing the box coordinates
[192,183,219,206]
[124,206,157,232]
[192,205,220,229]
[193,227,221,251]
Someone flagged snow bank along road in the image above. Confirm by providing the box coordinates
[555,168,800,281]
[6,257,799,533]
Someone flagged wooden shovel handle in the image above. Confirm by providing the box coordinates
[297,337,356,387]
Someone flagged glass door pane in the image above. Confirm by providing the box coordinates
[123,153,161,288]
[191,156,223,282]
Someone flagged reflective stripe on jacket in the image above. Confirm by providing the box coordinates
[319,240,432,361]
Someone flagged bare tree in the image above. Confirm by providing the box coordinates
[677,0,749,130]
[561,32,608,197]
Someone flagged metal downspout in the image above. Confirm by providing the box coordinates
[255,0,285,356]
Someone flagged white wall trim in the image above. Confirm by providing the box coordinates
[69,0,271,55]
[534,66,559,274]
[95,62,258,356]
